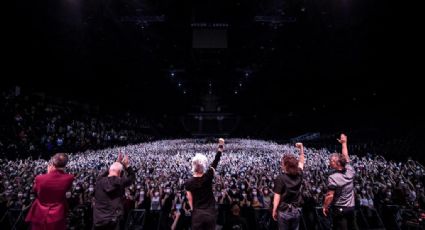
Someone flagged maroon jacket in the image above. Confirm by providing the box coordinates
[25,169,74,227]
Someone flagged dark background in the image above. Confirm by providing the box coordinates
[5,0,423,141]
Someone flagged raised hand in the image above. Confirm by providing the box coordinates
[117,151,124,162]
[295,142,303,149]
[121,154,130,168]
[337,134,347,144]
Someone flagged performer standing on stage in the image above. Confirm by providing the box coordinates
[322,134,358,230]
[25,153,75,230]
[272,142,305,230]
[185,138,224,230]
[93,153,135,230]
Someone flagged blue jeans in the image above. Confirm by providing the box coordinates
[278,208,302,230]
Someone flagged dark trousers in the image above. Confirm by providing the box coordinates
[191,208,217,230]
[93,221,120,230]
[331,207,359,230]
[277,208,302,230]
[93,218,122,230]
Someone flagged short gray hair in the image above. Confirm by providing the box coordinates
[191,154,208,174]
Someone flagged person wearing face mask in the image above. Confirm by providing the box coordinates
[150,189,162,211]
[184,138,224,230]
[24,153,74,230]
[272,143,305,230]
[322,134,358,230]
[92,153,135,230]
[262,187,272,209]
[223,202,249,230]
[159,187,175,230]
[251,189,263,209]
[136,189,149,210]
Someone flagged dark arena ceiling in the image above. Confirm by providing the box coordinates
[7,0,422,134]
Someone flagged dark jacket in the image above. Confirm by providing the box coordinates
[93,165,135,226]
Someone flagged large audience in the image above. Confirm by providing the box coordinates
[1,139,424,229]
[1,89,424,229]
[0,89,155,160]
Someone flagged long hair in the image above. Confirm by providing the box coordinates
[191,154,208,174]
[281,154,300,176]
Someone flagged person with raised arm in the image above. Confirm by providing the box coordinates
[272,142,305,230]
[184,138,224,230]
[322,134,358,230]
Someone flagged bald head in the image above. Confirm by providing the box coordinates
[109,162,124,177]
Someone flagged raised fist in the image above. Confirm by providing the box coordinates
[337,134,347,144]
[295,143,303,149]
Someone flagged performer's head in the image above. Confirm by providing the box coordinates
[109,162,124,177]
[281,154,300,176]
[329,153,347,170]
[51,153,69,169]
[191,153,208,175]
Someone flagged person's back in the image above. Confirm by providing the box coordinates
[276,173,303,209]
[93,154,135,229]
[185,138,224,230]
[25,153,74,230]
[328,164,355,208]
[273,143,305,230]
[322,134,359,230]
[27,170,74,223]
[35,170,74,204]
[93,175,127,224]
[185,171,215,209]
